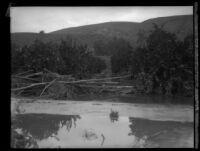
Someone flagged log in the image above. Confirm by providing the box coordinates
[11,75,132,92]
[11,82,48,91]
[77,84,135,89]
[58,75,131,84]
[87,81,119,85]
[14,70,34,76]
[24,72,43,78]
[12,75,41,82]
[16,89,25,96]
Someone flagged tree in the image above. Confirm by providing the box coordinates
[110,38,133,74]
[93,40,107,56]
[137,29,147,48]
[39,30,45,34]
[58,37,106,78]
[11,43,25,74]
[22,40,57,72]
[131,24,194,95]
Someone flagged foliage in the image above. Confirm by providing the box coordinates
[58,37,106,78]
[11,43,25,73]
[93,37,134,74]
[131,24,194,95]
[93,37,133,57]
[11,36,106,79]
[11,25,193,97]
[11,40,58,73]
[93,40,108,56]
[109,38,133,73]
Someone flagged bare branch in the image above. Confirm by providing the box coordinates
[58,75,131,84]
[40,78,58,97]
[14,70,34,76]
[24,72,43,78]
[11,82,48,91]
[12,76,41,82]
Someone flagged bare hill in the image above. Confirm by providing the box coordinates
[11,15,193,48]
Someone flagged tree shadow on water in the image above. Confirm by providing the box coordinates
[128,117,193,147]
[12,113,81,147]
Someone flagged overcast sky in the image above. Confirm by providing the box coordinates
[11,6,193,33]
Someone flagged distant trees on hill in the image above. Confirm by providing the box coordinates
[93,37,131,57]
[110,38,133,74]
[93,37,133,74]
[93,40,107,56]
[11,37,106,79]
[39,30,45,34]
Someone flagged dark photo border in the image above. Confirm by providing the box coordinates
[2,0,198,149]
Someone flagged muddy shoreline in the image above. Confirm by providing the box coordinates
[11,92,194,105]
[11,96,194,122]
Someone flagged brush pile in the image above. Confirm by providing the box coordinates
[11,69,133,99]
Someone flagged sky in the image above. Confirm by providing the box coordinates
[10,6,193,33]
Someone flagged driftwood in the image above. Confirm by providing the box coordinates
[40,78,58,97]
[43,69,61,78]
[58,75,131,84]
[16,89,25,96]
[12,68,133,98]
[11,82,48,91]
[78,84,134,89]
[24,72,43,78]
[12,74,131,90]
[12,75,41,82]
[86,81,119,85]
[14,70,34,76]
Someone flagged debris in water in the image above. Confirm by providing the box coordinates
[82,129,98,141]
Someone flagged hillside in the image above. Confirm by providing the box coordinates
[11,15,193,49]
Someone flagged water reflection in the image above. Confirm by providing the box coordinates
[12,113,193,148]
[13,114,81,140]
[11,128,39,148]
[12,114,135,148]
[128,117,194,147]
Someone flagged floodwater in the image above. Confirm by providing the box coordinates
[11,97,194,148]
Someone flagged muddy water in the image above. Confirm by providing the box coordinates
[11,98,194,148]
